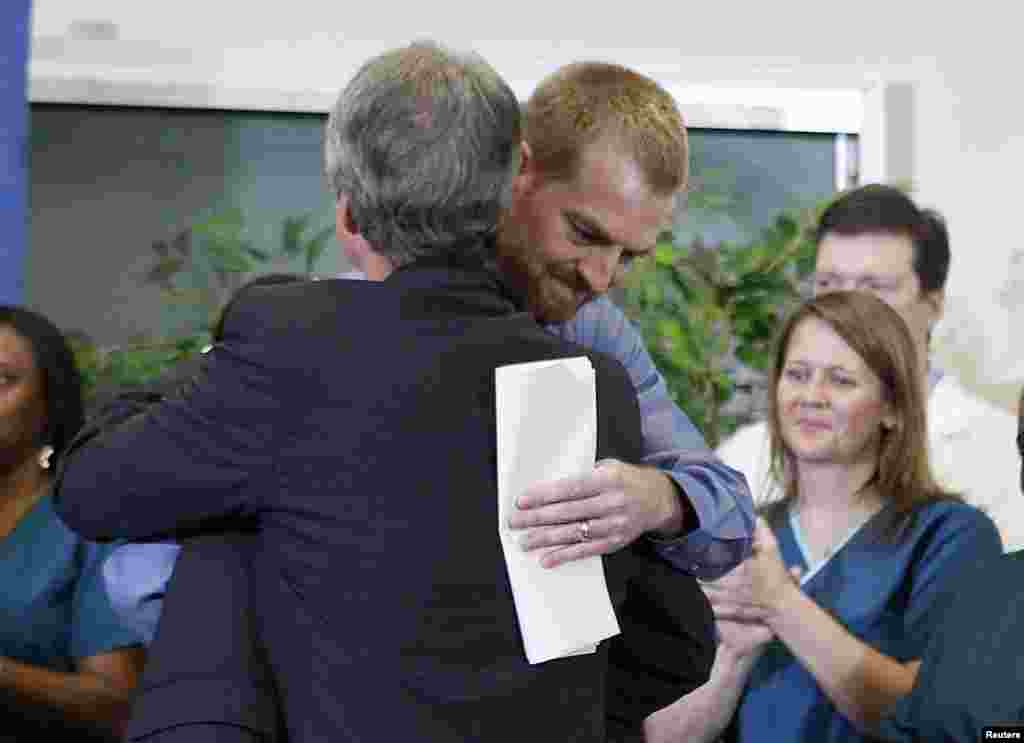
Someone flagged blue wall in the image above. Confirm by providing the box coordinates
[1,0,31,305]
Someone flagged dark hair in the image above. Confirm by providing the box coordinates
[814,184,950,293]
[211,273,308,342]
[1018,387,1024,494]
[0,306,84,468]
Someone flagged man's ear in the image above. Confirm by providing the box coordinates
[512,140,535,197]
[335,194,393,280]
[335,195,360,241]
[335,195,368,270]
[519,140,533,175]
[923,288,946,331]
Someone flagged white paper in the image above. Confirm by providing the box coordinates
[495,357,621,665]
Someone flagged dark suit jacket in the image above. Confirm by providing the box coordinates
[124,534,281,743]
[122,520,711,743]
[605,547,714,742]
[56,264,670,742]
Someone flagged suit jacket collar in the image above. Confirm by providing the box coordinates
[384,259,527,318]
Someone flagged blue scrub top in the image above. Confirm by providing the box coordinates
[729,499,1002,743]
[0,494,143,670]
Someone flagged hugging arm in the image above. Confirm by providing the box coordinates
[528,296,754,577]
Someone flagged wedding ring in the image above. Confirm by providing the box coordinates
[578,520,591,542]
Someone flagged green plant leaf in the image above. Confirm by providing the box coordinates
[142,256,185,286]
[654,242,677,266]
[619,195,835,444]
[281,214,311,258]
[304,225,334,274]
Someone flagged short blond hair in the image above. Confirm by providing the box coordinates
[523,62,688,195]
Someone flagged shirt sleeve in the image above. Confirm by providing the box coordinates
[902,504,1004,658]
[547,296,755,578]
[69,540,147,660]
[102,542,182,646]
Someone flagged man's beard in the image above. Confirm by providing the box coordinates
[496,214,593,323]
[532,264,591,323]
[497,249,588,324]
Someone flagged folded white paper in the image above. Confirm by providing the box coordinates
[495,357,621,665]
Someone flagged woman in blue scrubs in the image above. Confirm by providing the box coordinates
[0,306,143,739]
[644,291,1002,743]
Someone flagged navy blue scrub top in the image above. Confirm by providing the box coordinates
[729,499,1002,743]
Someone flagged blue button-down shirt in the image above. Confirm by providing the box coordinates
[547,295,754,578]
[104,287,755,643]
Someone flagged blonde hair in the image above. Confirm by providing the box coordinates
[523,62,687,196]
[765,291,957,533]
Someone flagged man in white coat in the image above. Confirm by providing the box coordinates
[717,183,1023,551]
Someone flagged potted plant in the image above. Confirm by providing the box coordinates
[73,209,333,405]
[619,205,822,447]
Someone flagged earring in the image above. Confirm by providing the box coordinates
[38,445,54,470]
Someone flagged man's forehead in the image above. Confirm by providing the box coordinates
[815,232,915,275]
[567,145,675,241]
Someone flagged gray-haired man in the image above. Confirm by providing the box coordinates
[58,42,714,742]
